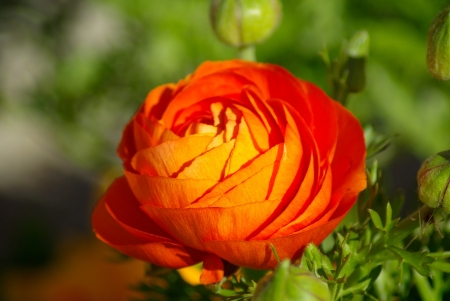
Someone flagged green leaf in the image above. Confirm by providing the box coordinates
[364,125,396,159]
[430,260,450,273]
[389,247,435,276]
[385,202,392,227]
[367,265,383,284]
[369,160,379,185]
[355,244,372,264]
[241,268,268,283]
[428,251,450,259]
[303,243,334,279]
[215,288,240,297]
[368,209,384,230]
[304,244,322,268]
[340,278,372,297]
[413,270,439,301]
[385,205,434,246]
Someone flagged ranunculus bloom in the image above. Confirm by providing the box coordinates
[92,60,366,284]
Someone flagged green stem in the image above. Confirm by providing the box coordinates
[387,205,433,243]
[413,270,438,301]
[238,45,256,61]
[333,81,349,105]
[329,283,338,301]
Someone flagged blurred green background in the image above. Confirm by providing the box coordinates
[1,0,450,300]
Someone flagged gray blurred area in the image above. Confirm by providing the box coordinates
[0,0,100,270]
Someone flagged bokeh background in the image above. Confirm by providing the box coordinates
[1,0,450,300]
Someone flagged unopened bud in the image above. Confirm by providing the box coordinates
[417,150,450,212]
[345,30,369,93]
[252,260,330,301]
[210,0,282,48]
[427,6,450,81]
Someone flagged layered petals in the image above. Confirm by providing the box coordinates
[92,177,205,268]
[92,59,367,285]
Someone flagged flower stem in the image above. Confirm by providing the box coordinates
[238,46,256,61]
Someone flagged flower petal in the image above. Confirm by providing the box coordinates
[189,143,283,208]
[249,155,316,240]
[209,163,276,207]
[202,213,347,270]
[190,60,257,80]
[125,171,217,208]
[269,167,333,237]
[225,116,262,175]
[176,140,235,181]
[100,177,174,242]
[133,113,179,149]
[162,72,253,127]
[141,198,283,250]
[232,63,313,126]
[92,178,205,268]
[141,84,177,120]
[200,253,224,284]
[240,89,284,147]
[241,109,271,152]
[246,100,318,239]
[331,102,367,193]
[130,135,213,176]
[302,81,338,165]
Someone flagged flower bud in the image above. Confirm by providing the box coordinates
[252,260,331,301]
[345,30,369,93]
[417,150,450,212]
[210,0,282,48]
[427,6,450,81]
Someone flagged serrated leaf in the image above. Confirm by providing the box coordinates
[368,209,384,230]
[389,247,435,276]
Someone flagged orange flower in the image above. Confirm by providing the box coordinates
[92,60,366,285]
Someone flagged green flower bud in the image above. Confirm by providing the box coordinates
[252,260,331,301]
[427,6,450,81]
[417,150,450,212]
[345,30,369,93]
[210,0,282,48]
